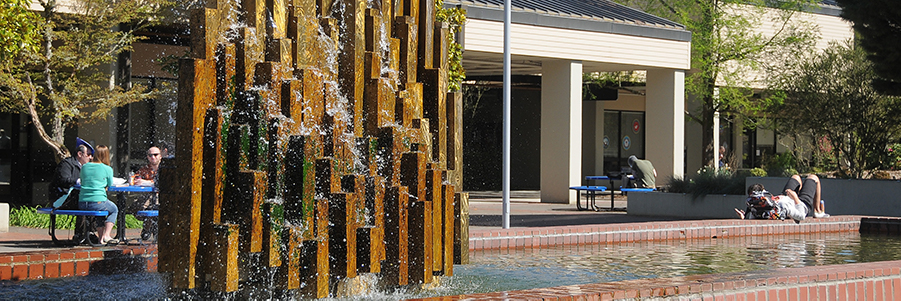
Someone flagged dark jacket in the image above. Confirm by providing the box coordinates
[47,156,81,208]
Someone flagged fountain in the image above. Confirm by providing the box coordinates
[157,0,468,297]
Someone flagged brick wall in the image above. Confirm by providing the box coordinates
[0,245,156,281]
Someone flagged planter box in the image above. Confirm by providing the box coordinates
[746,177,901,217]
[628,177,901,219]
[627,192,746,219]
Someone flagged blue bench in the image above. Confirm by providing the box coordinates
[135,210,158,217]
[37,207,110,247]
[134,210,158,243]
[569,186,608,211]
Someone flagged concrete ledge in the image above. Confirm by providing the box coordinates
[627,192,745,219]
[747,177,901,217]
[468,216,861,251]
[0,203,7,233]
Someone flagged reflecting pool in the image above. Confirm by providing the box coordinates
[3,232,901,300]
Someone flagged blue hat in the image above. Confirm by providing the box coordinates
[76,137,94,155]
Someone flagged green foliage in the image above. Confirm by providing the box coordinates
[0,0,172,160]
[613,0,820,165]
[11,206,143,229]
[746,167,768,177]
[582,71,644,100]
[436,0,466,92]
[889,144,901,170]
[666,167,749,198]
[766,40,901,177]
[763,152,798,177]
[0,0,40,63]
[155,50,191,77]
[835,0,901,95]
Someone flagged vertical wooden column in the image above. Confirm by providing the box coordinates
[198,108,225,283]
[161,55,215,289]
[338,0,367,136]
[328,192,359,280]
[276,225,304,290]
[382,186,409,286]
[401,151,432,284]
[426,165,443,274]
[454,192,470,264]
[447,92,463,188]
[299,198,330,298]
[441,184,455,275]
[209,223,240,292]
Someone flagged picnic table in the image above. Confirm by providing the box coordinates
[569,186,608,211]
[585,175,630,210]
[40,184,158,246]
[584,175,655,210]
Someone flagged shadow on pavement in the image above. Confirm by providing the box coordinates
[469,213,687,228]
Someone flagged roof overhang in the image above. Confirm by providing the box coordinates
[447,1,693,76]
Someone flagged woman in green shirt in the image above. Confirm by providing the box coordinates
[79,145,119,245]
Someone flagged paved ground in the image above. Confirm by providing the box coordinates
[0,225,144,254]
[466,190,687,230]
[0,190,684,253]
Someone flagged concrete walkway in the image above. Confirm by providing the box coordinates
[467,190,687,230]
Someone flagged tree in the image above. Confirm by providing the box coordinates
[835,0,901,96]
[0,0,40,63]
[766,41,901,177]
[613,0,820,166]
[0,0,169,161]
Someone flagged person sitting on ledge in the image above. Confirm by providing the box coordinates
[735,174,830,222]
[627,155,656,188]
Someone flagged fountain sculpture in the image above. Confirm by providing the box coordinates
[157,0,468,297]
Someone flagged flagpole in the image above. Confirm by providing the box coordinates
[502,0,511,229]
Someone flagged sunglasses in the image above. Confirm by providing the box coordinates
[148,153,161,157]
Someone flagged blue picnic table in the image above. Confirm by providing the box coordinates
[569,186,608,211]
[585,175,653,210]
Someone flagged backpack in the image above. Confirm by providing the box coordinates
[745,191,785,220]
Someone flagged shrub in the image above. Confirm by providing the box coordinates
[10,206,144,229]
[666,167,748,199]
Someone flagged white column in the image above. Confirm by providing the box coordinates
[593,102,605,176]
[541,60,582,204]
[713,111,720,171]
[645,69,685,185]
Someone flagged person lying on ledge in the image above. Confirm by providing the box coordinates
[735,174,830,222]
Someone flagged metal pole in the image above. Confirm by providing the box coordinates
[502,0,511,229]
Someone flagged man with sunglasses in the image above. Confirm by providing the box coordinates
[133,146,161,240]
[134,146,161,186]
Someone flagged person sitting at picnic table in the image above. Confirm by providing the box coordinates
[735,174,830,222]
[133,146,161,186]
[133,146,161,240]
[48,138,93,209]
[627,155,656,188]
[79,145,119,245]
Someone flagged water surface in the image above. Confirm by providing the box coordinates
[2,232,900,300]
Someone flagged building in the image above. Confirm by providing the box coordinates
[450,0,853,204]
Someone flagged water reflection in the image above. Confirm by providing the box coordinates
[450,232,901,295]
[2,233,901,300]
